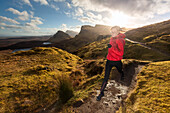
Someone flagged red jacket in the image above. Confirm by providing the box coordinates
[107,33,125,61]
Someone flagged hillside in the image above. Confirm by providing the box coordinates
[0,47,84,112]
[0,20,170,113]
[125,19,170,54]
[74,36,169,61]
[117,61,170,113]
[52,24,112,53]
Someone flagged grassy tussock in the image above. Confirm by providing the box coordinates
[0,47,82,112]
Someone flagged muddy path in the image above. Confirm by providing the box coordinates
[71,62,147,113]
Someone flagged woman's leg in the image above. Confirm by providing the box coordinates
[115,60,124,80]
[100,60,113,93]
[97,60,114,101]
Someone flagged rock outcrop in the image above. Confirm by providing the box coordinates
[48,30,71,43]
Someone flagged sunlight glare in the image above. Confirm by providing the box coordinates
[110,11,129,27]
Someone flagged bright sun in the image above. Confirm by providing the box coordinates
[110,11,129,27]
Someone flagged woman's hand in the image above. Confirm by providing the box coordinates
[107,44,112,48]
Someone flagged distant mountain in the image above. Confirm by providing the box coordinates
[66,30,78,37]
[48,30,71,43]
[52,24,112,53]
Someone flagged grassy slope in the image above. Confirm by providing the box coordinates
[125,19,170,54]
[117,61,170,113]
[75,37,168,61]
[0,47,84,112]
[124,41,168,61]
[0,47,108,113]
[145,34,170,54]
[74,37,109,59]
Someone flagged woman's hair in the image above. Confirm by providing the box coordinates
[111,26,121,32]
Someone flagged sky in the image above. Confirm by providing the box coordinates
[0,0,170,36]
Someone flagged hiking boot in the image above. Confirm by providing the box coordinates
[96,92,104,101]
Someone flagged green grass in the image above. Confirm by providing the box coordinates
[0,47,83,112]
[0,47,107,112]
[117,61,170,113]
[124,43,168,61]
[146,34,170,54]
[75,37,109,59]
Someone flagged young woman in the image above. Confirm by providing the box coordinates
[96,26,126,101]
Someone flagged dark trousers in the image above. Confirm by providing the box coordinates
[100,59,124,93]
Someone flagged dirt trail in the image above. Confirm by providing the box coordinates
[71,63,145,113]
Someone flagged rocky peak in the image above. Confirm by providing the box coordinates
[48,30,71,43]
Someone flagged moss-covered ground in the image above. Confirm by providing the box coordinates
[117,61,170,113]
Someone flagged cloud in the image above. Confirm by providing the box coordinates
[54,0,65,2]
[72,8,104,25]
[33,0,49,5]
[69,25,81,32]
[75,8,84,16]
[66,2,71,8]
[6,8,30,21]
[31,17,43,25]
[22,0,33,7]
[78,17,92,23]
[25,17,43,30]
[51,4,59,11]
[58,24,81,32]
[0,16,20,24]
[86,12,102,20]
[64,11,71,17]
[71,0,170,19]
[30,11,34,18]
[0,23,7,26]
[60,24,67,31]
[0,26,5,29]
[4,24,22,29]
